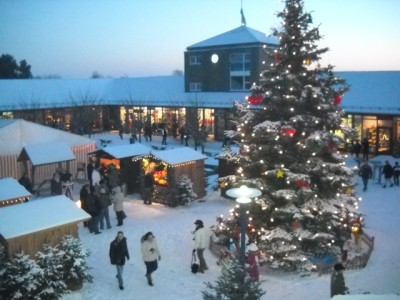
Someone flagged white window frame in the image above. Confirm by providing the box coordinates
[189,82,202,92]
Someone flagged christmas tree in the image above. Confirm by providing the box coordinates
[223,0,360,272]
[176,174,198,205]
[202,258,265,300]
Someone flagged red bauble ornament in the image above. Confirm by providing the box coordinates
[295,179,310,189]
[334,94,342,105]
[274,52,280,64]
[281,128,297,136]
[248,95,263,105]
[327,138,336,152]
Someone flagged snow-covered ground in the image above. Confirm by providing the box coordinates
[56,134,399,299]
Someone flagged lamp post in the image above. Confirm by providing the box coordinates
[226,185,261,265]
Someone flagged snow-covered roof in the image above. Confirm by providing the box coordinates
[0,119,95,156]
[95,143,151,159]
[18,142,75,166]
[338,71,400,114]
[187,25,278,49]
[151,148,207,165]
[0,72,399,114]
[0,177,31,202]
[0,195,90,239]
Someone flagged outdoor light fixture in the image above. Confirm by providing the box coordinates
[226,185,261,265]
[211,53,219,63]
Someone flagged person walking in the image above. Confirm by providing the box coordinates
[330,263,348,298]
[111,185,125,226]
[143,172,154,205]
[97,183,112,230]
[140,232,161,286]
[161,126,168,145]
[353,140,361,159]
[382,160,394,188]
[87,158,95,189]
[109,231,130,290]
[86,188,101,234]
[393,161,400,186]
[79,184,91,228]
[359,162,372,191]
[107,164,120,190]
[361,138,369,161]
[192,219,208,273]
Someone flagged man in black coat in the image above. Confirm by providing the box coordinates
[359,162,372,191]
[109,231,130,290]
[382,160,394,188]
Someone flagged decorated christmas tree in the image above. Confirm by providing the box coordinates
[221,0,361,272]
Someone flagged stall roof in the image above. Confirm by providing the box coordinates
[94,143,151,159]
[18,142,75,166]
[0,119,95,156]
[0,195,90,239]
[0,177,31,202]
[151,148,207,165]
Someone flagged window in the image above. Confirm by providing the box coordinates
[189,55,201,65]
[190,82,202,92]
[229,53,250,91]
[230,53,250,72]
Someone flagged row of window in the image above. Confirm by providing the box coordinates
[189,53,251,91]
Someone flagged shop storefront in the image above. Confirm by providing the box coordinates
[343,114,400,154]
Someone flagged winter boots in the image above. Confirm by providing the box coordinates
[146,274,153,286]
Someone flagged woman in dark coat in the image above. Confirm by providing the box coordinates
[330,263,348,298]
[109,231,130,290]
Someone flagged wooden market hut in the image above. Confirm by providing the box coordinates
[90,143,151,193]
[148,147,207,203]
[0,177,31,208]
[17,142,76,187]
[0,195,90,258]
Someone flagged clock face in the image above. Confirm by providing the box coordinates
[211,54,219,63]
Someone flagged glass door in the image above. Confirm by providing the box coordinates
[377,127,392,154]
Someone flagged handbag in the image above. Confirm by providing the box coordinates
[191,251,199,274]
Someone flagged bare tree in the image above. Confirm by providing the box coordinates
[68,90,103,136]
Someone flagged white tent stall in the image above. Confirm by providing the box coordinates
[0,119,96,185]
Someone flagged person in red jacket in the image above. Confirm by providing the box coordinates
[246,243,260,281]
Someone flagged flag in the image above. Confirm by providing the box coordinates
[241,8,246,26]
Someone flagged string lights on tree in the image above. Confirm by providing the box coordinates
[217,0,359,272]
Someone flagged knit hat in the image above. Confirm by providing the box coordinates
[194,220,203,226]
[248,243,258,252]
[334,263,345,271]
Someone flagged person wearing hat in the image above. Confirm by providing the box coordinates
[246,243,260,281]
[330,263,348,298]
[193,220,208,273]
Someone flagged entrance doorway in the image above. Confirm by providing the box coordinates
[376,127,392,154]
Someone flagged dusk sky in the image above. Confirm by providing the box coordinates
[1,0,399,79]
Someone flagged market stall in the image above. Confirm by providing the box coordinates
[0,195,90,258]
[90,143,150,193]
[0,177,31,208]
[142,147,207,205]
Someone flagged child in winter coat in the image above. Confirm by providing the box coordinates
[141,232,161,286]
